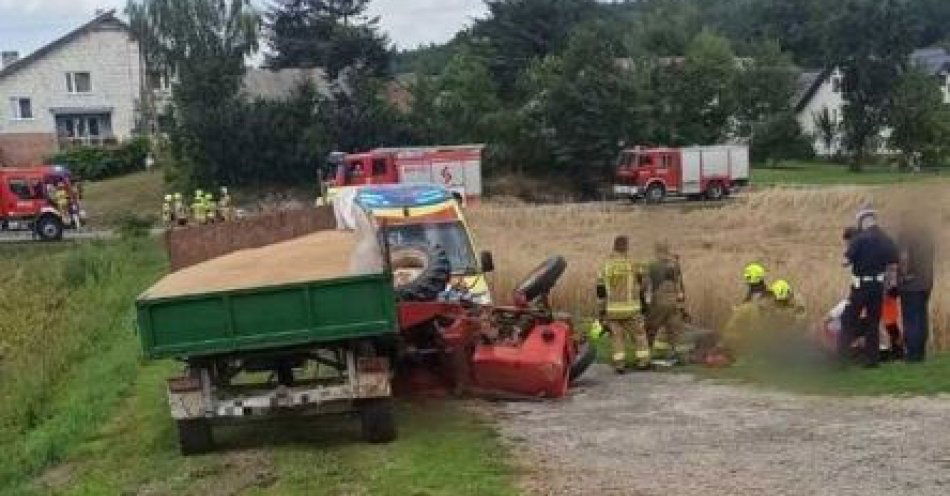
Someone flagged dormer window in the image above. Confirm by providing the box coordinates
[66,72,92,94]
[832,76,842,93]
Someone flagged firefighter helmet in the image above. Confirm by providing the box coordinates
[771,280,792,301]
[743,263,766,284]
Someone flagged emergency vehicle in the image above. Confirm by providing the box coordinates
[328,145,484,202]
[0,166,83,241]
[613,145,750,202]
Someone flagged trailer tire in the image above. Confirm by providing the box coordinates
[705,182,725,201]
[569,340,597,382]
[514,256,567,303]
[360,399,397,443]
[177,418,213,455]
[35,215,63,242]
[645,184,665,204]
[391,244,451,302]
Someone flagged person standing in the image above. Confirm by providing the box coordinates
[898,211,935,362]
[646,242,687,363]
[597,235,651,373]
[840,207,899,368]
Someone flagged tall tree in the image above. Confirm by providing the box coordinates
[889,68,950,169]
[127,0,260,185]
[826,0,917,170]
[266,0,390,78]
[735,39,798,138]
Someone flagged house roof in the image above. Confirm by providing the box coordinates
[793,68,832,113]
[910,47,950,75]
[241,68,332,100]
[0,10,130,80]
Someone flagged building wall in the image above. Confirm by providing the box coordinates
[0,24,142,141]
[0,133,57,166]
[797,69,845,156]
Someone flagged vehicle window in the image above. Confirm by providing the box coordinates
[618,152,636,168]
[661,155,673,168]
[372,158,387,176]
[638,155,655,167]
[385,221,477,274]
[347,162,364,178]
[7,179,35,200]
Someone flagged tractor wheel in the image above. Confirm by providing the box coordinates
[645,184,666,204]
[514,256,567,304]
[360,398,397,443]
[35,215,64,242]
[390,244,451,302]
[569,341,597,383]
[176,418,213,455]
[705,182,725,201]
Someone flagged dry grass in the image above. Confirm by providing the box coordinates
[468,185,950,351]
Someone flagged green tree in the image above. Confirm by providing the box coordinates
[750,112,814,164]
[826,0,917,170]
[734,39,798,138]
[812,107,841,156]
[266,0,390,78]
[890,68,950,169]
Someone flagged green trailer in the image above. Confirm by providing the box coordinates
[136,230,399,454]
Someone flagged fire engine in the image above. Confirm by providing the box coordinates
[327,145,484,201]
[613,145,749,202]
[0,166,83,241]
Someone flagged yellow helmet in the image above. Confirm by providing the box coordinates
[174,192,183,200]
[164,194,172,201]
[195,189,203,198]
[743,263,766,284]
[771,279,792,301]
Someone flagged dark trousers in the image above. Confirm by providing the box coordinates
[901,290,931,362]
[840,283,884,365]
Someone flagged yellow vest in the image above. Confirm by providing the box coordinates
[600,256,642,319]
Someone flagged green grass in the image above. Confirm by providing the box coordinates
[81,170,165,228]
[695,353,950,396]
[751,160,945,186]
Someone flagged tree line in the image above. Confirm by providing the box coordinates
[128,0,950,192]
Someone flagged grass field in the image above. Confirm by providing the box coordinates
[751,160,945,186]
[81,170,165,228]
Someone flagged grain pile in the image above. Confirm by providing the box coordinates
[142,230,358,299]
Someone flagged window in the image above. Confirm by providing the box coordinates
[661,155,673,169]
[9,97,32,119]
[832,77,842,93]
[372,158,387,176]
[66,72,92,93]
[7,179,35,200]
[638,155,655,168]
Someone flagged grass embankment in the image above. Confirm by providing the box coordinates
[81,170,165,228]
[751,160,944,186]
[0,240,166,491]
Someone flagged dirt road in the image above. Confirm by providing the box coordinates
[495,365,950,496]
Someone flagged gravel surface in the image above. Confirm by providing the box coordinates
[494,365,950,496]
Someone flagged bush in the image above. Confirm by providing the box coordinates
[751,112,815,164]
[50,137,151,181]
[115,213,156,239]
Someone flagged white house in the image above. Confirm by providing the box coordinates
[795,47,950,157]
[0,10,144,166]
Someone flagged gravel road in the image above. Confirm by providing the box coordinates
[494,365,950,496]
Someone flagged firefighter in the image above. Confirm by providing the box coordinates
[218,186,233,221]
[839,207,899,368]
[203,191,216,223]
[173,193,187,226]
[597,235,651,373]
[162,194,174,226]
[743,262,769,302]
[645,241,687,363]
[192,189,205,224]
[54,183,71,224]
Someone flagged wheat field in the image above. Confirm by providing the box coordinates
[467,185,949,351]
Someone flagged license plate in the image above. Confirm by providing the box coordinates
[613,185,637,195]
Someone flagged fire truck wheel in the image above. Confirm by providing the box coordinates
[514,256,567,303]
[360,399,397,443]
[391,244,451,302]
[645,184,666,204]
[176,418,214,455]
[35,215,64,242]
[570,341,597,382]
[705,182,725,201]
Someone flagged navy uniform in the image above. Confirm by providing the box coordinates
[841,213,898,367]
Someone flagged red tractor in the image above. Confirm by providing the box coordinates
[392,251,596,398]
[0,166,83,241]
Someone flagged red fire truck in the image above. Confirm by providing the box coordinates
[0,166,83,241]
[613,145,749,203]
[328,145,484,201]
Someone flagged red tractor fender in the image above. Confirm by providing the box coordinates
[470,321,573,398]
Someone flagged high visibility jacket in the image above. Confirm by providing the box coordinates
[599,255,643,319]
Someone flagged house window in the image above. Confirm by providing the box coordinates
[66,72,92,94]
[831,77,842,93]
[9,97,32,119]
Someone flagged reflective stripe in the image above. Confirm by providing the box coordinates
[612,352,626,362]
[653,341,672,350]
[635,350,651,359]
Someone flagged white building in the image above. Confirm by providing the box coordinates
[795,48,950,157]
[0,11,144,166]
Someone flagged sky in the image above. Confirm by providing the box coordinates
[0,0,488,57]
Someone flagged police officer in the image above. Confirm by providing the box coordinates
[840,207,899,368]
[597,235,651,373]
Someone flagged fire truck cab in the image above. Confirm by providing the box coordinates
[613,145,749,203]
[0,166,83,241]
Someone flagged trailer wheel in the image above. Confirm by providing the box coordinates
[360,399,397,443]
[35,215,63,242]
[176,418,213,455]
[705,182,725,201]
[391,244,451,302]
[645,184,665,204]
